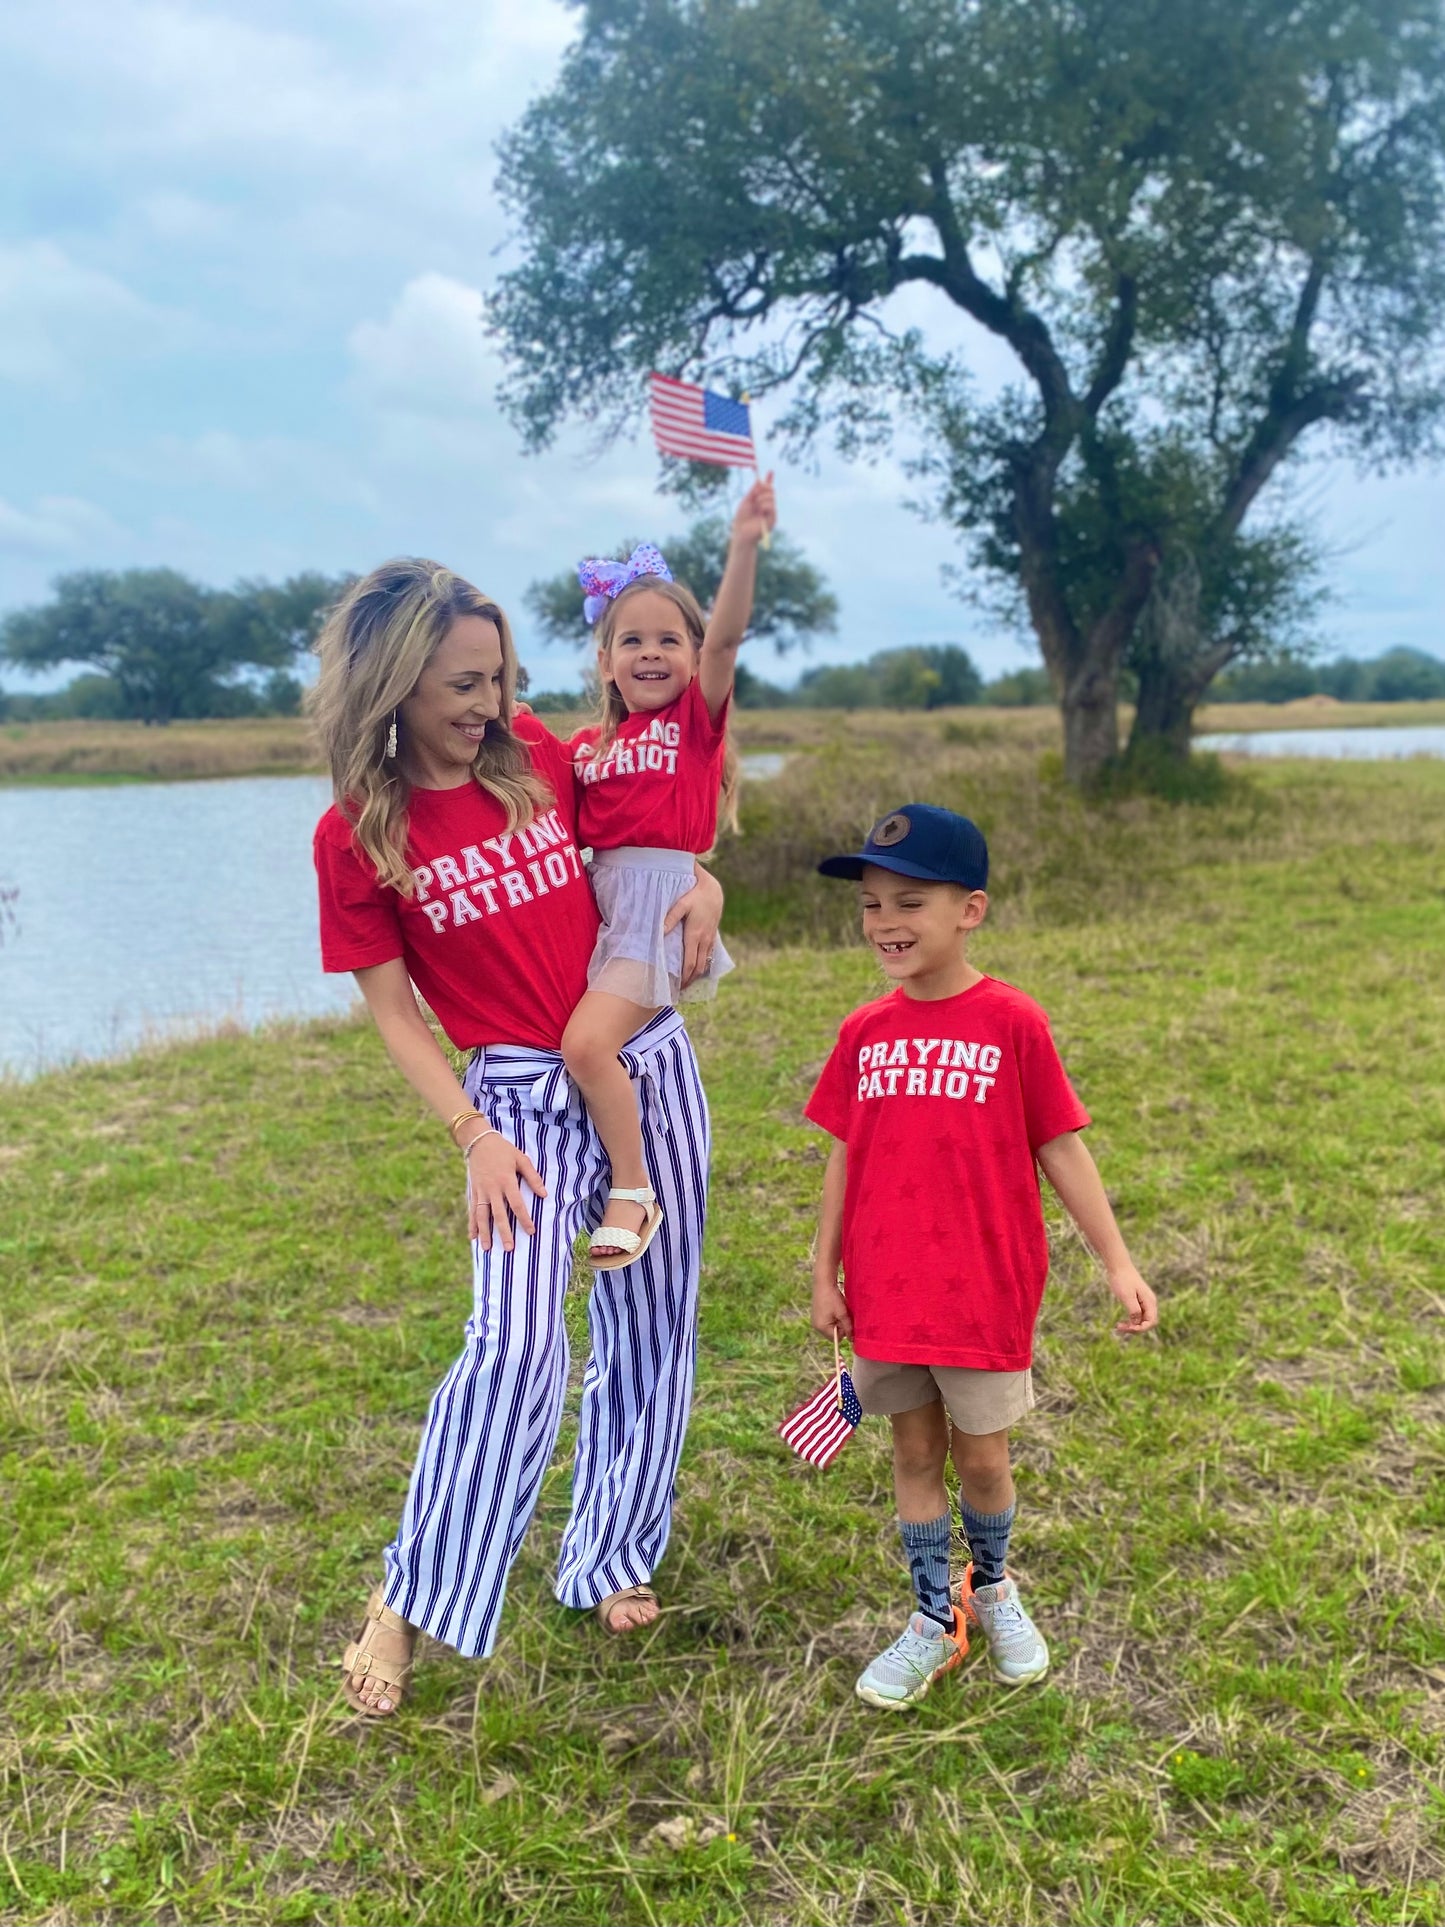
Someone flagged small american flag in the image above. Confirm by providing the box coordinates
[649,373,757,468]
[779,1367,863,1468]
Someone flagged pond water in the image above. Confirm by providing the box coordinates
[1195,724,1445,759]
[0,775,355,1079]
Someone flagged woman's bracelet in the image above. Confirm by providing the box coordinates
[447,1108,479,1143]
[461,1126,497,1159]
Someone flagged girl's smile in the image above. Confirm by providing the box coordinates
[600,588,697,712]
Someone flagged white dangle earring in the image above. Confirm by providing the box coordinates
[385,711,398,759]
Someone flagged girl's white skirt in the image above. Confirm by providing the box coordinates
[588,846,735,1008]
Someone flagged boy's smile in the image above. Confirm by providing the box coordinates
[860,865,988,1000]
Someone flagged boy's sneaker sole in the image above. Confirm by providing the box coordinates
[855,1646,962,1710]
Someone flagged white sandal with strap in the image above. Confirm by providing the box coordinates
[588,1185,664,1271]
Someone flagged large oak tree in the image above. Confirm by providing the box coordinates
[1,569,350,724]
[491,0,1445,782]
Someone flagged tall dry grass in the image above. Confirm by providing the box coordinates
[0,717,321,781]
[716,725,1445,944]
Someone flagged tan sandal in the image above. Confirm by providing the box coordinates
[588,1186,664,1271]
[341,1589,415,1716]
[594,1584,659,1633]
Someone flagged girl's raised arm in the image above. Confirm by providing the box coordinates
[699,472,776,719]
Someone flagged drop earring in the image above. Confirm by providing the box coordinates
[385,711,398,759]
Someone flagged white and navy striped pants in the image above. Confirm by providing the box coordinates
[381,1007,710,1658]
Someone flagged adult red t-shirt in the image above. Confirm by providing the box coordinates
[570,676,728,855]
[312,716,599,1052]
[804,978,1091,1371]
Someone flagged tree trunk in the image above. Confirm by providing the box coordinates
[1128,655,1197,763]
[1061,659,1121,784]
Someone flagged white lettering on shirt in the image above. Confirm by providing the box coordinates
[408,811,586,936]
[574,725,683,787]
[857,1038,1003,1106]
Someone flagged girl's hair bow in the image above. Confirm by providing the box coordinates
[576,543,673,626]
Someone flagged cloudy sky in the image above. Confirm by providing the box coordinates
[3,0,1440,694]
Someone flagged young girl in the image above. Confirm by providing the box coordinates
[563,474,776,1267]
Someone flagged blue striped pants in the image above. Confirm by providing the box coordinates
[380,1007,710,1658]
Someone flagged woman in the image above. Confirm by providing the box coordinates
[311,557,724,1714]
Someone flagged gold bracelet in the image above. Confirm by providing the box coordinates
[447,1108,479,1142]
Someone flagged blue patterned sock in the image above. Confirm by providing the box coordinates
[959,1498,1014,1589]
[899,1513,953,1630]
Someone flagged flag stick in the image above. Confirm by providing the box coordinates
[833,1327,843,1410]
[740,391,771,551]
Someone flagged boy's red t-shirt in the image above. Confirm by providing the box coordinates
[570,676,729,854]
[804,978,1091,1371]
[312,717,599,1052]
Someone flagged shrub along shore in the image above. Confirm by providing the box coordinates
[1,696,1444,784]
[2,750,1442,1924]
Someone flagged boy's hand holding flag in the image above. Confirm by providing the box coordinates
[780,1330,863,1469]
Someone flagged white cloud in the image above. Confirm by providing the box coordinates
[0,241,174,384]
[119,430,380,512]
[0,494,126,558]
[347,273,500,418]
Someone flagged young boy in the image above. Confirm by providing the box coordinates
[805,804,1157,1709]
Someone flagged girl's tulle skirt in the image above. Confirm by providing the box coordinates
[587,846,734,1007]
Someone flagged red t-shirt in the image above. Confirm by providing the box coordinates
[312,717,599,1052]
[570,676,729,854]
[804,978,1091,1371]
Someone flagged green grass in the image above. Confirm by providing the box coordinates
[2,756,1443,1924]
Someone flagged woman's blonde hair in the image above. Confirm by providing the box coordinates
[590,574,740,836]
[310,557,552,894]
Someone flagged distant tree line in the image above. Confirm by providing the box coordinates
[530,645,1445,716]
[1208,647,1445,705]
[0,568,353,725]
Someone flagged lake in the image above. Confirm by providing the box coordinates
[0,775,355,1078]
[1196,723,1445,759]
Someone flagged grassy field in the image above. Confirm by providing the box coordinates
[3,697,1443,783]
[2,751,1444,1925]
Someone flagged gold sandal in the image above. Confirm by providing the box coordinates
[594,1584,659,1634]
[341,1589,415,1716]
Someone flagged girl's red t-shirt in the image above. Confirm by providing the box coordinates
[312,717,599,1052]
[570,677,729,855]
[804,978,1092,1371]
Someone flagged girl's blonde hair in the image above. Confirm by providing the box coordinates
[591,574,740,836]
[310,557,552,894]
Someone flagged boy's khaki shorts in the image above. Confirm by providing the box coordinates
[851,1356,1035,1435]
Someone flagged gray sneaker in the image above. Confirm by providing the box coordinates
[962,1571,1049,1685]
[855,1609,966,1710]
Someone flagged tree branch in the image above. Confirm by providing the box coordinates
[916,158,1079,433]
[1090,538,1163,666]
[1082,274,1138,418]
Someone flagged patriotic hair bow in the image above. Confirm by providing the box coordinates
[576,543,673,626]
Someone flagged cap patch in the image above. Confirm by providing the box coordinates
[870,812,911,847]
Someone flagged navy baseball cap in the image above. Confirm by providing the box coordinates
[817,803,989,890]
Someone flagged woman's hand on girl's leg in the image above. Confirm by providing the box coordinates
[666,864,724,987]
[466,1134,547,1250]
